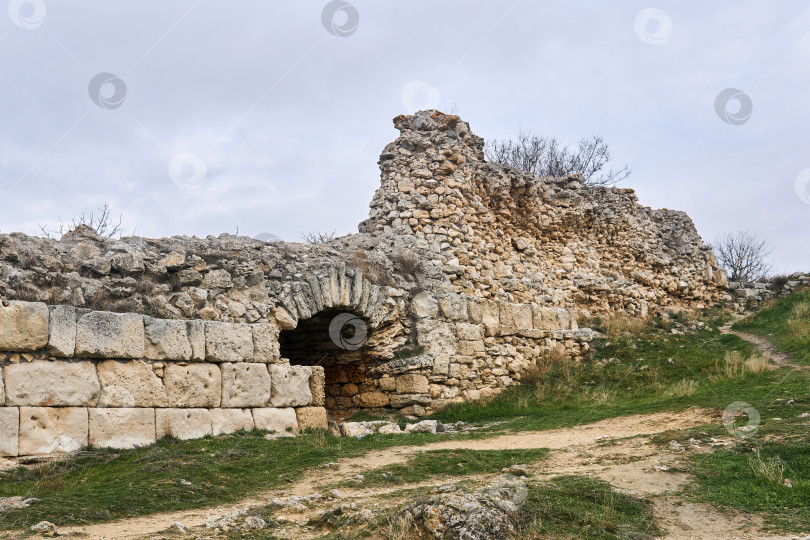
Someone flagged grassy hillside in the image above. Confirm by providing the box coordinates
[733,287,810,365]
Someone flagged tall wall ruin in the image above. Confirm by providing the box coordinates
[0,111,725,455]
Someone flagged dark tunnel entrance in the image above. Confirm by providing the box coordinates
[278,309,374,418]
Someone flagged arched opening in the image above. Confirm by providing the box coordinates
[279,308,375,419]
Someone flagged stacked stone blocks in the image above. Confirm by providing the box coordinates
[0,300,326,457]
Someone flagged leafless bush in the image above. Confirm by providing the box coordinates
[711,230,772,283]
[392,251,424,276]
[39,202,123,239]
[485,130,630,186]
[348,251,396,286]
[300,229,336,243]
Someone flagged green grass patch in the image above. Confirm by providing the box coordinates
[344,448,549,487]
[733,287,810,365]
[431,320,808,433]
[0,429,481,531]
[689,442,810,531]
[516,475,662,539]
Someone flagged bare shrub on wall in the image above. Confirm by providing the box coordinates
[711,230,772,283]
[485,130,631,186]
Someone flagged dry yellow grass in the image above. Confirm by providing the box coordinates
[718,351,775,379]
[604,315,647,338]
[667,379,698,397]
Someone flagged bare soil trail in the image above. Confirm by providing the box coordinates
[721,321,810,372]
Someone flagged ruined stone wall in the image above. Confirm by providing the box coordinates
[0,301,326,456]
[0,111,724,451]
[360,111,725,315]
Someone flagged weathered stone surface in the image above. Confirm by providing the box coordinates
[251,323,280,363]
[19,407,88,455]
[210,408,254,436]
[164,364,222,407]
[252,407,298,433]
[412,291,438,318]
[97,360,168,407]
[0,301,48,351]
[187,320,205,361]
[0,407,19,456]
[416,320,458,355]
[456,322,484,341]
[396,373,430,394]
[295,406,328,430]
[75,311,144,359]
[47,305,76,357]
[405,419,438,434]
[156,408,212,440]
[202,269,232,289]
[144,317,192,361]
[5,360,99,406]
[390,393,432,408]
[204,322,254,362]
[0,366,4,405]
[355,391,389,408]
[269,365,312,407]
[89,408,156,449]
[221,363,272,407]
[309,365,325,407]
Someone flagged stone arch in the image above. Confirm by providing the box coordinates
[274,267,398,418]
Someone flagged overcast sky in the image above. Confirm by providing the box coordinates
[1,1,808,272]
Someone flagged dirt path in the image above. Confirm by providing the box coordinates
[29,407,786,540]
[721,321,809,372]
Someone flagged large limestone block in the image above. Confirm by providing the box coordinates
[75,311,145,359]
[0,301,49,351]
[89,408,156,449]
[5,360,100,406]
[396,373,430,394]
[204,322,254,362]
[416,320,458,355]
[97,360,168,407]
[144,317,192,361]
[295,407,328,430]
[0,367,4,405]
[269,365,312,407]
[0,407,19,456]
[187,320,205,361]
[252,407,298,434]
[19,407,88,455]
[251,323,280,363]
[164,364,221,407]
[221,363,272,407]
[309,365,325,407]
[210,408,254,435]
[156,408,212,440]
[47,305,76,357]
